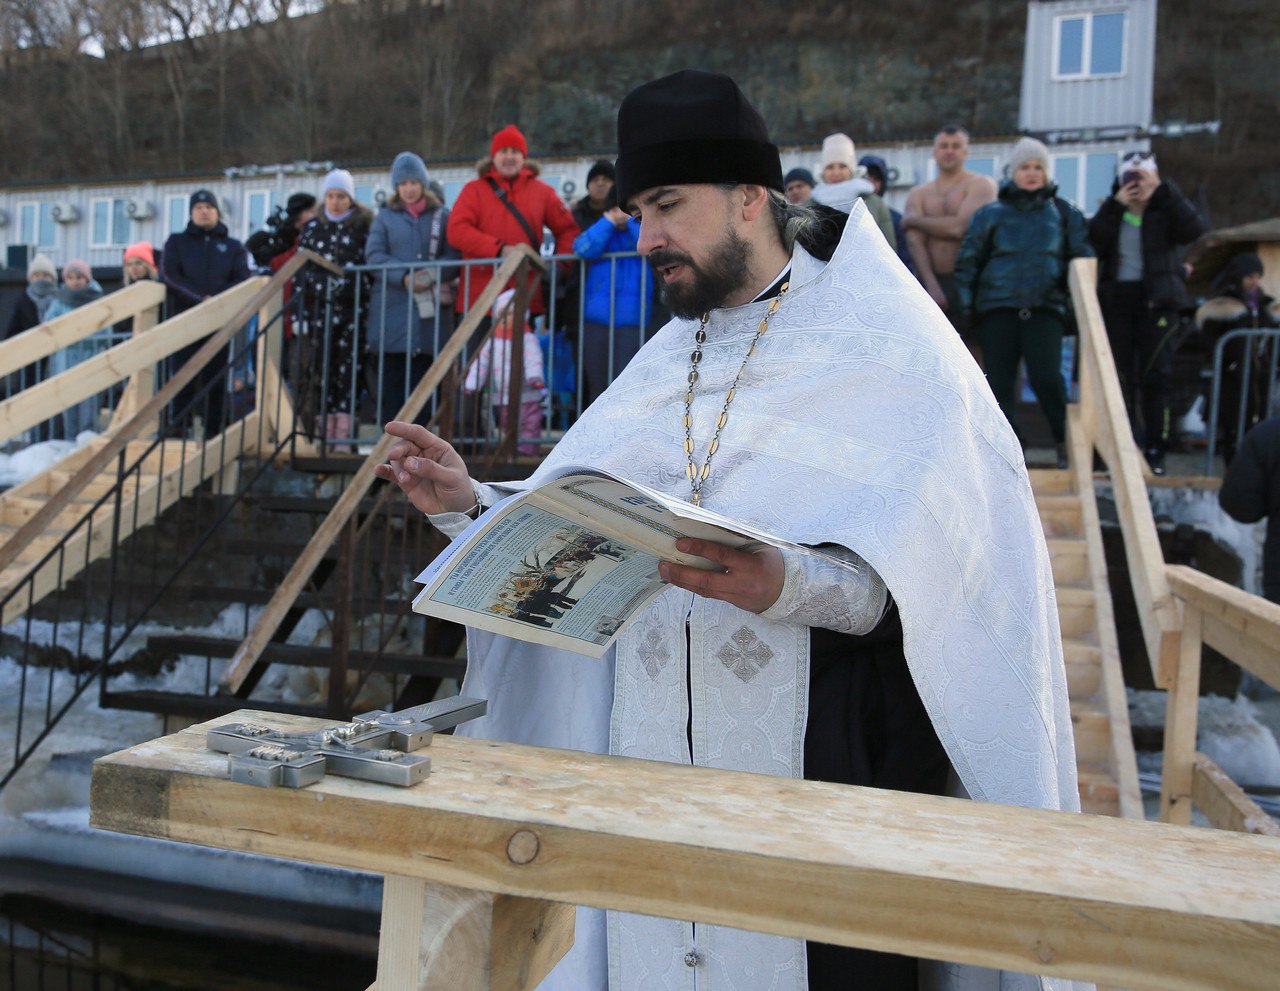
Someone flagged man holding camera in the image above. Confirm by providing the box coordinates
[1088,151,1205,474]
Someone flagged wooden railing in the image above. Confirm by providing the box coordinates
[91,709,1280,991]
[1070,257,1280,835]
[0,250,341,577]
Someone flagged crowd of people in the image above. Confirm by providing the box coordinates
[3,117,1275,466]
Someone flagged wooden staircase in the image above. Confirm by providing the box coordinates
[0,414,259,625]
[1034,410,1143,818]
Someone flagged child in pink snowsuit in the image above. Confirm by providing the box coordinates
[464,289,546,455]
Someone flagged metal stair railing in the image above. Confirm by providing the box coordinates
[0,250,343,791]
[217,246,546,708]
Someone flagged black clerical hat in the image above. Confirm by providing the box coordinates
[614,69,783,208]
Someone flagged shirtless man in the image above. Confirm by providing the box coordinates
[903,125,996,359]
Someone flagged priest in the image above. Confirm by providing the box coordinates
[376,70,1084,991]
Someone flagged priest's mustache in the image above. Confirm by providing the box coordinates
[646,249,695,272]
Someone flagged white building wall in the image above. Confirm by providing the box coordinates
[0,135,1136,273]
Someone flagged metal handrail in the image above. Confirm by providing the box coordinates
[1204,325,1280,474]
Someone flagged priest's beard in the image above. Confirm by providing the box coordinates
[650,225,752,319]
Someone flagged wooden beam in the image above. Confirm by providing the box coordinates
[106,299,161,435]
[1069,258,1181,686]
[219,246,544,695]
[376,875,573,991]
[0,281,166,378]
[1067,405,1143,819]
[1192,754,1280,838]
[1167,564,1280,689]
[1160,603,1203,826]
[91,713,1280,991]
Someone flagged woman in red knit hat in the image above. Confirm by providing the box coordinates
[445,124,579,327]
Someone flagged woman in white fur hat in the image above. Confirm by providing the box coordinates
[810,131,897,247]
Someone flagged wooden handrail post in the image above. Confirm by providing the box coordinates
[375,875,574,991]
[1160,602,1202,825]
[105,298,161,435]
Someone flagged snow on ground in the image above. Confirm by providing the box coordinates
[0,433,98,489]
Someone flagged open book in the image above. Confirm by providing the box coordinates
[412,466,828,658]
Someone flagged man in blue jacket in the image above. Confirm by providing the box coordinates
[161,189,251,434]
[572,188,654,408]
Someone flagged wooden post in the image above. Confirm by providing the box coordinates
[327,517,356,718]
[106,300,161,435]
[376,875,574,991]
[256,284,285,445]
[1161,602,1202,825]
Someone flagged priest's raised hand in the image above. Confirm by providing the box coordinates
[374,421,476,516]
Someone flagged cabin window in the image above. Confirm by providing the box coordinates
[1054,10,1127,79]
[246,190,274,236]
[91,197,130,248]
[18,202,57,249]
[1051,151,1120,214]
[167,195,187,234]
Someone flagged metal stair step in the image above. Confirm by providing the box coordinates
[143,634,465,679]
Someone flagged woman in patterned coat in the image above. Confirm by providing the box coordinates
[294,168,373,449]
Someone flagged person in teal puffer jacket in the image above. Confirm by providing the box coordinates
[955,137,1092,465]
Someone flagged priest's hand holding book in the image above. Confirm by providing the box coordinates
[659,538,783,614]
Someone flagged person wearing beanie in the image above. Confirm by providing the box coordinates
[903,125,998,362]
[462,288,546,456]
[380,68,1081,991]
[810,132,896,248]
[446,123,579,320]
[44,260,106,437]
[572,159,617,232]
[783,167,815,204]
[293,167,375,451]
[366,151,461,425]
[1088,148,1205,474]
[558,158,626,343]
[1197,251,1279,463]
[954,137,1093,467]
[123,242,158,284]
[859,153,914,273]
[161,186,251,435]
[5,254,59,342]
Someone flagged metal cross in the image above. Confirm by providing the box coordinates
[205,696,487,789]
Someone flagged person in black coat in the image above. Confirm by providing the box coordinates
[1088,151,1205,474]
[1219,416,1280,604]
[160,189,251,434]
[1196,252,1279,464]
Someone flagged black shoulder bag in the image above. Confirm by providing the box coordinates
[485,177,541,250]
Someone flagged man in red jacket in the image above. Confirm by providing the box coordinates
[446,124,579,323]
